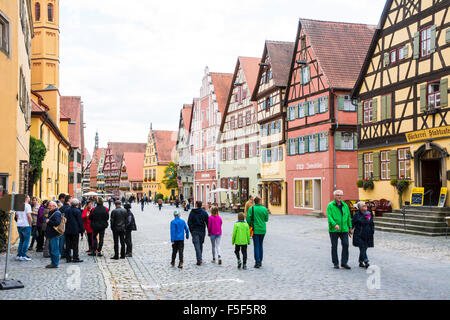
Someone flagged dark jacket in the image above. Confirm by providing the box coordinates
[60,202,70,214]
[89,204,109,232]
[126,209,137,231]
[45,209,62,238]
[110,207,128,232]
[351,211,375,248]
[64,205,85,235]
[187,208,209,234]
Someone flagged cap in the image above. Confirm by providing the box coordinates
[173,210,180,216]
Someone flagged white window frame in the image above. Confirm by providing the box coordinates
[298,137,305,154]
[298,102,305,118]
[293,177,321,209]
[319,96,327,113]
[308,135,315,153]
[319,133,327,151]
[308,100,315,116]
[341,132,354,150]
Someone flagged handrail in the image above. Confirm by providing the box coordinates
[424,189,434,205]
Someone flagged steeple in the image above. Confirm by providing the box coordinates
[94,130,99,150]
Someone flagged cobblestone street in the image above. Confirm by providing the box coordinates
[1,203,449,300]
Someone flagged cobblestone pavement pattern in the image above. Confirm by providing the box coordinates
[1,203,449,299]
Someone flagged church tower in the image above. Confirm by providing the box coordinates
[95,131,99,151]
[31,0,60,125]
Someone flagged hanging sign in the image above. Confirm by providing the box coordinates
[410,187,424,206]
[438,187,447,207]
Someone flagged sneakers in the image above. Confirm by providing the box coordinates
[237,260,242,269]
[359,262,365,268]
[15,256,21,261]
[22,256,32,261]
[211,259,216,263]
[364,262,370,269]
[125,253,132,257]
[242,264,247,270]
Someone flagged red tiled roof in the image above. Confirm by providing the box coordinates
[210,73,233,115]
[181,104,193,132]
[266,41,295,87]
[60,96,82,148]
[300,19,376,89]
[123,152,144,182]
[153,130,177,165]
[108,142,147,165]
[239,57,261,96]
[31,99,45,112]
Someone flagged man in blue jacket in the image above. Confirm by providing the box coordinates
[45,201,62,268]
[170,210,189,268]
[188,201,209,265]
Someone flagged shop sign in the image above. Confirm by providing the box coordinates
[405,126,450,142]
[438,187,447,207]
[410,187,424,206]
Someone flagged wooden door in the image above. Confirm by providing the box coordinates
[421,159,441,205]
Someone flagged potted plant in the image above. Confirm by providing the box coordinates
[356,179,364,188]
[362,178,374,191]
[390,176,411,208]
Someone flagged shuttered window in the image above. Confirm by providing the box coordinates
[308,100,315,116]
[380,151,390,180]
[308,135,316,153]
[298,102,305,118]
[288,105,296,120]
[0,12,9,56]
[398,148,411,179]
[420,26,432,57]
[319,96,328,113]
[363,153,373,180]
[381,93,392,120]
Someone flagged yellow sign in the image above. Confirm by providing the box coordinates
[438,187,447,207]
[405,126,450,142]
[410,187,424,206]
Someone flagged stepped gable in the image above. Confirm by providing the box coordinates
[210,72,233,114]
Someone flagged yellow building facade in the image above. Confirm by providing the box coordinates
[29,0,70,200]
[353,0,450,208]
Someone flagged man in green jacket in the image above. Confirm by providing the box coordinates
[327,190,353,269]
[246,197,269,268]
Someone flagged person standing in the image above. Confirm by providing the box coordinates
[327,190,353,269]
[45,201,62,268]
[64,199,85,263]
[170,210,189,268]
[110,201,128,259]
[187,201,209,265]
[28,197,40,251]
[36,200,48,252]
[124,202,137,257]
[207,206,223,264]
[232,212,251,270]
[246,197,268,268]
[82,200,94,253]
[244,195,254,218]
[352,201,375,269]
[59,194,72,259]
[89,197,109,257]
[158,198,163,211]
[140,197,145,212]
[15,195,33,261]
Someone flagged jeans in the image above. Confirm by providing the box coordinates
[191,231,205,262]
[93,230,105,253]
[125,230,132,254]
[210,235,222,260]
[65,234,80,260]
[252,234,265,265]
[29,225,38,248]
[112,231,126,258]
[235,245,248,265]
[141,203,144,211]
[49,236,61,267]
[358,245,369,263]
[17,226,32,257]
[329,232,349,266]
[171,240,184,263]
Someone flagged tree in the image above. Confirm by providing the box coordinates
[28,136,47,195]
[162,162,178,191]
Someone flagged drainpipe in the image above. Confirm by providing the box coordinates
[39,112,49,199]
[331,89,338,191]
[57,140,62,195]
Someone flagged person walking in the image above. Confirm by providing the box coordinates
[352,201,375,269]
[36,200,47,252]
[246,196,268,268]
[64,199,85,263]
[15,195,33,261]
[170,210,189,268]
[82,200,94,253]
[124,202,137,257]
[140,197,145,212]
[327,190,353,269]
[110,200,128,259]
[232,212,251,270]
[158,198,163,211]
[45,201,62,268]
[88,197,109,257]
[207,206,223,264]
[28,197,40,251]
[244,195,254,218]
[187,201,209,265]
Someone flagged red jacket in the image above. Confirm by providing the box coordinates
[82,208,93,234]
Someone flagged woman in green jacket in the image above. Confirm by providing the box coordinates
[232,213,250,270]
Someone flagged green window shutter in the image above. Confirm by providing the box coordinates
[353,132,358,151]
[307,66,311,83]
[304,137,309,153]
[358,102,363,124]
[305,102,309,116]
[314,99,319,114]
[440,78,448,107]
[384,52,390,67]
[315,134,319,152]
[413,32,420,59]
[403,44,409,58]
[372,98,378,122]
[324,96,329,112]
[430,25,436,53]
[287,139,291,156]
[358,154,364,180]
[325,132,329,151]
[373,152,381,180]
[338,95,345,111]
[299,69,303,85]
[294,138,299,155]
[381,95,386,120]
[420,84,427,111]
[389,150,398,179]
[335,131,342,150]
[386,94,392,119]
[446,28,450,43]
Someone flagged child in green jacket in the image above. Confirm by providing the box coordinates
[232,213,250,270]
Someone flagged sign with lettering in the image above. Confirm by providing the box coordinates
[296,163,323,170]
[405,126,450,142]
[410,187,424,206]
[438,187,447,207]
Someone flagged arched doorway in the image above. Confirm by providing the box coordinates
[414,143,447,206]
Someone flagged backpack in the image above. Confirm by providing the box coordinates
[51,211,66,236]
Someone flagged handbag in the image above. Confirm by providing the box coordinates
[249,207,255,237]
[48,210,66,235]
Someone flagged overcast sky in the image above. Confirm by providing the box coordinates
[59,0,387,155]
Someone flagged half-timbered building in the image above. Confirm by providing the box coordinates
[175,104,194,199]
[217,57,261,207]
[251,41,295,215]
[353,0,450,207]
[285,19,375,215]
